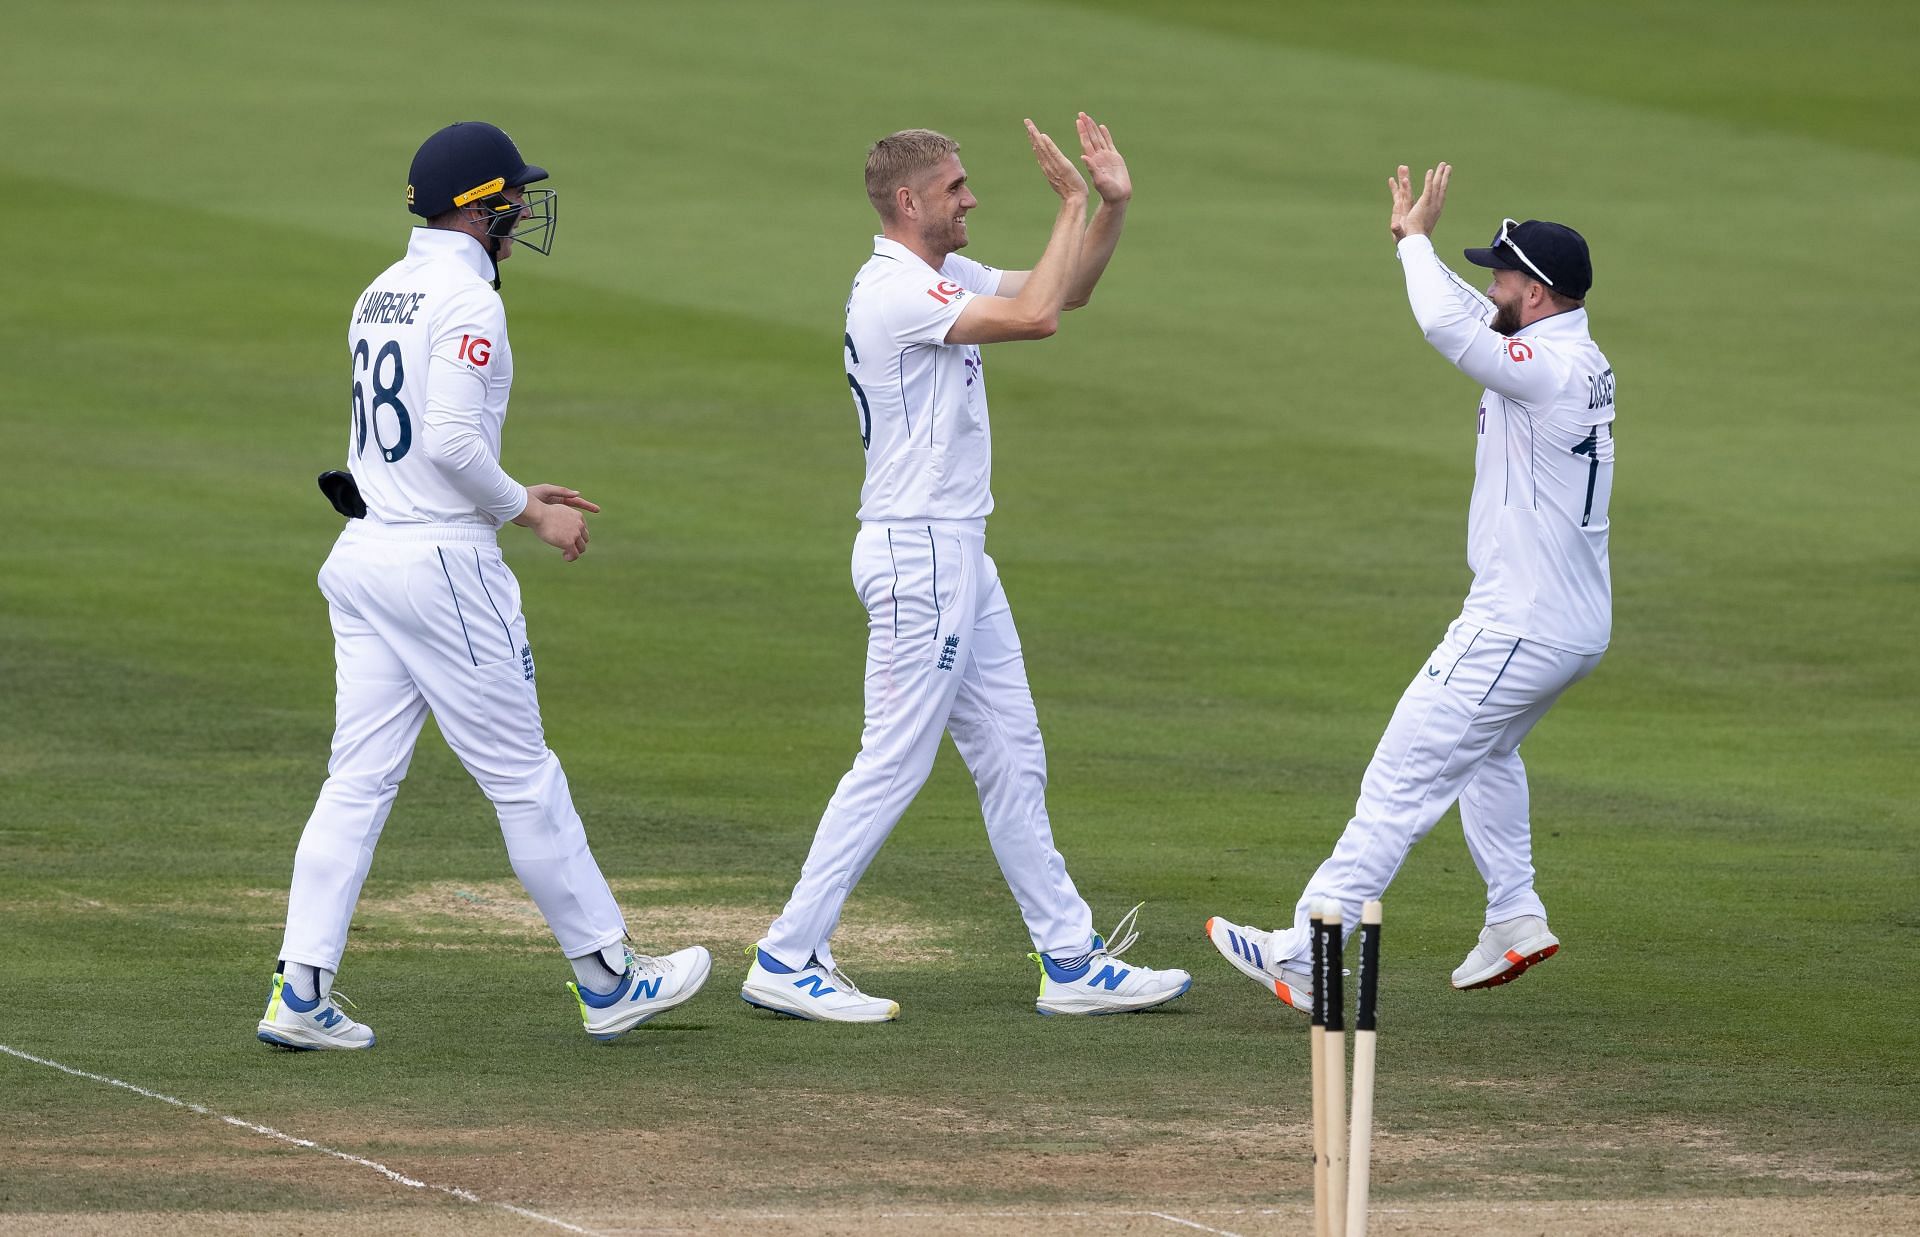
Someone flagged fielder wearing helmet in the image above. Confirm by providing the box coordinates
[265,122,712,1052]
[406,121,558,288]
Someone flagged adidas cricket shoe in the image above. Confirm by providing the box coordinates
[1205,916,1314,1011]
[740,949,899,1022]
[256,972,374,1051]
[1031,904,1191,1016]
[569,945,712,1041]
[1451,916,1560,990]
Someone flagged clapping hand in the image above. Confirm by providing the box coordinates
[1076,112,1130,205]
[1024,118,1088,203]
[1389,162,1451,241]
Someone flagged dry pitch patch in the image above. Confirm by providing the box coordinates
[8,1200,1919,1235]
[6,879,1916,1231]
[6,1088,1914,1234]
[341,878,956,963]
[0,877,954,962]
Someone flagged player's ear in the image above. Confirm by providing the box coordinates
[895,184,915,220]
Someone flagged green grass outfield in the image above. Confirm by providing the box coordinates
[2,1,1916,1231]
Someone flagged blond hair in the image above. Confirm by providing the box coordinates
[865,129,959,219]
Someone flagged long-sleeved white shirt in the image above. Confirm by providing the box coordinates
[343,228,528,528]
[1398,234,1616,654]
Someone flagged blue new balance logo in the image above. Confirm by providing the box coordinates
[1086,965,1129,991]
[313,1007,343,1029]
[634,977,662,1000]
[794,975,837,997]
[1228,930,1263,970]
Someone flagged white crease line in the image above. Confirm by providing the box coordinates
[0,1042,600,1235]
[1145,1211,1245,1236]
[880,1212,1244,1234]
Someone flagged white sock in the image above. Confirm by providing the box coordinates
[283,962,332,1002]
[569,945,628,995]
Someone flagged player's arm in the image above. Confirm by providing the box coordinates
[945,120,1087,345]
[1389,163,1560,404]
[424,292,596,559]
[985,115,1130,310]
[1062,112,1129,310]
[421,296,527,524]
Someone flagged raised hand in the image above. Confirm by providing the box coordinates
[1025,118,1088,203]
[1076,112,1130,205]
[1388,162,1451,241]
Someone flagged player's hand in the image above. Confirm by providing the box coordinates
[1076,112,1130,205]
[1389,162,1450,241]
[1025,119,1088,204]
[514,486,593,561]
[525,483,600,514]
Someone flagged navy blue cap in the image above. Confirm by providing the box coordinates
[405,122,548,219]
[1464,219,1592,300]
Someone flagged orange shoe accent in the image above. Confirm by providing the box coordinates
[1204,917,1217,936]
[1462,943,1560,990]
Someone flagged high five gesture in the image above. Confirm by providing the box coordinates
[1388,162,1451,242]
[1077,111,1131,205]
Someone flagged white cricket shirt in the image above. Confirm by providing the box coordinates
[1398,234,1616,654]
[843,235,1002,523]
[343,228,528,529]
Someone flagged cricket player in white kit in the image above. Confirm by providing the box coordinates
[1208,163,1616,1004]
[741,117,1190,1021]
[256,122,710,1050]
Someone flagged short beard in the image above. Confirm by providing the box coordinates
[918,219,965,258]
[1490,300,1521,336]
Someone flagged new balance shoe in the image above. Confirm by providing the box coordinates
[740,948,899,1022]
[1031,904,1191,1016]
[1205,915,1313,1011]
[1451,916,1560,990]
[568,945,712,1041]
[256,971,374,1051]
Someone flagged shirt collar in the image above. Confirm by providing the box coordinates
[872,234,936,272]
[1514,306,1589,339]
[407,227,496,283]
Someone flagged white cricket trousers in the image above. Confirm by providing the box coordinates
[1291,619,1604,944]
[760,522,1095,969]
[277,523,626,972]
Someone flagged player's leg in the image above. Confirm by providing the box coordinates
[393,544,709,1038]
[1459,648,1603,922]
[1207,624,1574,1003]
[945,547,1087,955]
[747,526,973,1021]
[947,549,1189,1015]
[1458,746,1542,922]
[262,552,426,1050]
[1451,648,1604,988]
[1292,632,1592,930]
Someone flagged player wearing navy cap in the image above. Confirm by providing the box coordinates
[257,122,711,1050]
[1208,163,1616,1004]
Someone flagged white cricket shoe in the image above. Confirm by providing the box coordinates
[740,949,899,1023]
[1205,915,1314,1011]
[1451,916,1560,990]
[1031,904,1191,1016]
[568,946,713,1041]
[256,971,375,1051]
